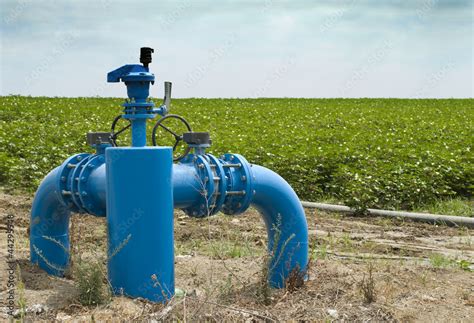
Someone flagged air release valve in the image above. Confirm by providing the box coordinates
[140,47,154,68]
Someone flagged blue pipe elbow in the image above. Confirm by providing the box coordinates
[250,165,309,288]
[30,167,70,276]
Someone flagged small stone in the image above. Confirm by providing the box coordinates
[327,309,338,319]
[14,304,48,317]
[422,295,437,301]
[186,289,197,297]
[175,288,186,298]
[29,304,47,315]
[56,313,72,320]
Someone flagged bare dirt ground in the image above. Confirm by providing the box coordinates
[0,192,473,322]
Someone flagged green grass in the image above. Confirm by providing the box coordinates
[415,198,473,216]
[1,96,473,213]
[175,235,262,259]
[429,253,452,269]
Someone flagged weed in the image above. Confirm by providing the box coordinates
[189,265,198,277]
[258,256,272,305]
[257,216,282,305]
[286,264,305,293]
[457,260,472,272]
[458,227,472,246]
[339,233,354,252]
[419,270,429,287]
[210,239,255,259]
[74,258,110,306]
[326,234,337,251]
[151,274,173,302]
[359,262,377,304]
[319,243,328,259]
[429,253,452,269]
[416,198,474,217]
[218,274,236,304]
[311,241,328,261]
[16,264,27,320]
[375,217,393,228]
[361,240,376,252]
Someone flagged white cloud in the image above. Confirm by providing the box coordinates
[0,0,472,98]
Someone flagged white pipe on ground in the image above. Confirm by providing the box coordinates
[301,201,474,228]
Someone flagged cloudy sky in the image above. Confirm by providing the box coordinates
[1,0,472,98]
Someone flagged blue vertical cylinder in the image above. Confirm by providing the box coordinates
[106,146,174,302]
[131,118,147,147]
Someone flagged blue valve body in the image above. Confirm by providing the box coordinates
[107,64,157,147]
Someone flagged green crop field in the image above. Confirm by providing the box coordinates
[1,96,473,214]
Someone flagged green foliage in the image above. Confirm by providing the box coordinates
[1,96,473,211]
[16,265,27,320]
[429,253,452,269]
[210,240,256,258]
[457,259,472,272]
[74,259,109,306]
[416,198,473,216]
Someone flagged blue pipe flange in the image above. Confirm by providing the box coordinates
[78,154,106,216]
[70,154,95,213]
[181,154,216,217]
[56,153,91,212]
[122,102,156,120]
[206,153,227,215]
[221,153,253,215]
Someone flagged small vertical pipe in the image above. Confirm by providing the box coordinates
[131,118,147,147]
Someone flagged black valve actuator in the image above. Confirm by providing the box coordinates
[140,47,154,68]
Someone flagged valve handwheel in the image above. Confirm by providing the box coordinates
[152,114,192,161]
[110,115,132,147]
